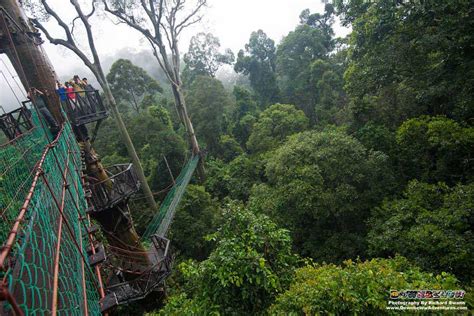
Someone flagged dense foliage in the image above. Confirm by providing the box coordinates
[368,181,474,283]
[396,116,474,185]
[186,76,233,155]
[246,103,309,154]
[182,32,234,85]
[89,1,473,313]
[159,205,297,315]
[170,185,221,260]
[235,30,280,107]
[276,4,336,122]
[271,256,463,314]
[250,128,393,261]
[335,0,474,128]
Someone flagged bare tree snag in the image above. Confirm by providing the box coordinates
[103,0,206,178]
[30,0,158,211]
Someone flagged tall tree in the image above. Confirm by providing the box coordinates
[106,59,163,113]
[232,86,258,148]
[234,30,279,107]
[26,0,158,210]
[334,0,474,127]
[186,76,231,155]
[103,0,205,161]
[246,103,309,154]
[310,46,348,125]
[276,5,336,122]
[182,32,234,85]
[250,128,394,261]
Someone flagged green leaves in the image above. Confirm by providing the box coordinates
[368,181,474,283]
[161,204,297,315]
[170,185,221,261]
[340,0,474,127]
[250,128,394,262]
[271,256,463,315]
[183,32,234,85]
[396,116,474,185]
[235,30,280,107]
[106,59,163,113]
[186,76,232,155]
[247,103,309,154]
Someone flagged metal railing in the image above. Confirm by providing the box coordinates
[0,106,33,141]
[60,90,108,126]
[100,235,172,312]
[89,164,140,211]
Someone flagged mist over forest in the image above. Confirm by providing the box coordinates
[0,0,472,315]
[93,1,474,314]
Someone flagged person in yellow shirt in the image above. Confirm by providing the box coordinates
[71,75,86,97]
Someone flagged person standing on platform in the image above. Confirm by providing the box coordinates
[72,75,88,112]
[56,81,68,107]
[64,81,77,114]
[82,77,95,92]
[28,88,59,136]
[82,77,97,112]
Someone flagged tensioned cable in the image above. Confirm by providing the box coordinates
[1,57,27,98]
[0,70,22,105]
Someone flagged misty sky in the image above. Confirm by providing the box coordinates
[0,0,350,111]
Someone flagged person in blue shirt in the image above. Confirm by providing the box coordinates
[56,81,68,104]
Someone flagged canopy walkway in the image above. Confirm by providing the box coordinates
[0,109,102,315]
[143,155,200,239]
[61,90,108,126]
[0,3,201,313]
[0,102,200,314]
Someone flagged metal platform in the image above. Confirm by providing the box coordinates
[89,163,141,212]
[0,106,33,141]
[61,90,108,126]
[100,235,172,313]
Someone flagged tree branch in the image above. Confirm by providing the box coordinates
[146,37,178,86]
[103,1,154,40]
[71,0,96,35]
[160,21,174,50]
[32,17,96,72]
[174,0,206,32]
[40,0,74,43]
[176,14,203,35]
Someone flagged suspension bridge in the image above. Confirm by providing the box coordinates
[0,3,201,315]
[0,94,199,315]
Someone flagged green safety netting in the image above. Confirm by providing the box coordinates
[0,110,49,243]
[143,155,200,239]
[0,110,101,315]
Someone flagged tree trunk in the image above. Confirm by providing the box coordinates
[170,85,198,153]
[1,0,156,273]
[82,141,151,272]
[170,83,206,179]
[129,89,140,113]
[0,0,62,122]
[101,82,158,211]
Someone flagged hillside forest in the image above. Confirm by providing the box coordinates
[89,1,474,314]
